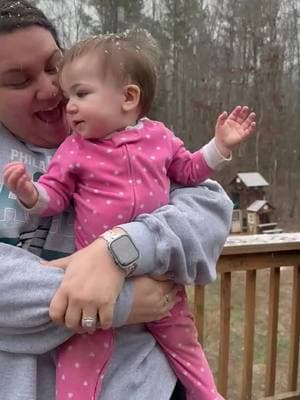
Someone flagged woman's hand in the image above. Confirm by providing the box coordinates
[126,276,181,325]
[44,237,126,331]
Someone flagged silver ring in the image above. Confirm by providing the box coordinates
[81,316,97,329]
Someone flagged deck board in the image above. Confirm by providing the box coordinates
[222,233,300,255]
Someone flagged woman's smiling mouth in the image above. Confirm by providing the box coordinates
[35,104,63,123]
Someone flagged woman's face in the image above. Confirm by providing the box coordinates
[0,26,68,148]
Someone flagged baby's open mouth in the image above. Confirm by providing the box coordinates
[72,120,85,129]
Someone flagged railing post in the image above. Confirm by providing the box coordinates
[265,267,280,396]
[241,269,256,400]
[288,265,300,391]
[217,271,231,397]
[194,285,205,344]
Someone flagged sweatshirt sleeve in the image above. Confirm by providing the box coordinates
[120,180,233,285]
[0,243,133,354]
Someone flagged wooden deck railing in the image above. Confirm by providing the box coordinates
[194,233,300,400]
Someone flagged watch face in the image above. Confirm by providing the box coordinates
[111,235,139,267]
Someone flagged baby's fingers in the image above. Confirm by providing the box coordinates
[3,164,27,191]
[241,112,256,137]
[215,111,228,128]
[3,162,26,179]
[3,164,24,186]
[15,173,32,193]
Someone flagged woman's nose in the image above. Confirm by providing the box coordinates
[35,73,60,101]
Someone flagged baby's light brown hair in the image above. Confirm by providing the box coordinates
[62,30,160,117]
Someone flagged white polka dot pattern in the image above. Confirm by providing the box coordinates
[39,120,219,400]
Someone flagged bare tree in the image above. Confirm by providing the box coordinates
[34,0,300,229]
[37,0,92,47]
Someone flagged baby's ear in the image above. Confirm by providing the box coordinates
[122,84,141,112]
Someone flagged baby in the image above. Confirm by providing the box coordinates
[4,30,256,400]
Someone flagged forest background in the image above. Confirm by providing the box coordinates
[34,0,300,231]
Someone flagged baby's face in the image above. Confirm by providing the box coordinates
[60,53,125,140]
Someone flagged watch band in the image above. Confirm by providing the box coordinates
[101,230,124,243]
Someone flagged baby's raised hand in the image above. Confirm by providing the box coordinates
[214,105,256,157]
[3,162,38,208]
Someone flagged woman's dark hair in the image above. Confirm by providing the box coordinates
[0,0,60,46]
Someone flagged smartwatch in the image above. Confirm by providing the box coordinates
[100,230,140,276]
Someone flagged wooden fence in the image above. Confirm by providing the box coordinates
[194,233,300,400]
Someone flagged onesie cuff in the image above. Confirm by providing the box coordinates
[17,183,50,215]
[201,138,232,170]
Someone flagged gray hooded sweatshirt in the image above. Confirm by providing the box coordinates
[0,123,233,400]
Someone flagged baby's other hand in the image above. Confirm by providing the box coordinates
[3,162,37,207]
[214,105,256,157]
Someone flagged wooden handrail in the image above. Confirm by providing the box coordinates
[262,392,300,400]
[194,233,300,400]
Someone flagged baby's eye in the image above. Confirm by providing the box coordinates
[76,91,89,98]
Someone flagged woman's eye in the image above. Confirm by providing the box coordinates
[1,73,30,89]
[6,79,30,89]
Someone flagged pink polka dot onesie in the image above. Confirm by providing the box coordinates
[32,118,225,400]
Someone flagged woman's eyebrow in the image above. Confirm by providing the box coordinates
[1,49,62,75]
[0,49,63,78]
[2,68,24,74]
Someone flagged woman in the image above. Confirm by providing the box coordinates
[0,1,233,399]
